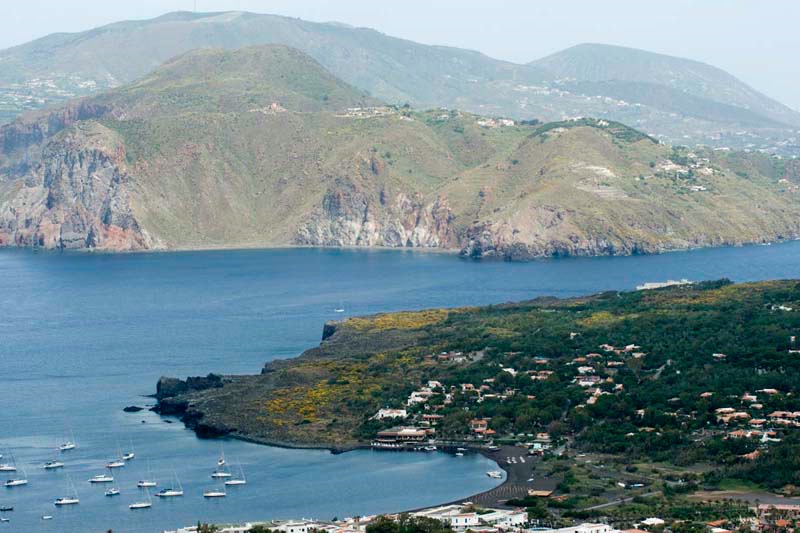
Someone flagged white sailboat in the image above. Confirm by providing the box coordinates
[54,476,80,506]
[88,468,114,484]
[224,462,246,486]
[217,445,226,468]
[58,427,77,452]
[129,487,152,509]
[0,454,16,473]
[43,460,64,470]
[106,443,126,468]
[4,467,28,487]
[203,485,226,498]
[122,438,135,461]
[137,460,157,488]
[155,471,184,497]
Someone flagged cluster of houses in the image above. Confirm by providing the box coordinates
[336,106,399,119]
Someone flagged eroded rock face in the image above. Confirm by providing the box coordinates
[0,122,158,251]
[294,180,456,249]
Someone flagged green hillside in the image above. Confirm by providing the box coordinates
[1,45,798,257]
[0,12,797,152]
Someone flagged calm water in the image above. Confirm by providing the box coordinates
[2,243,800,532]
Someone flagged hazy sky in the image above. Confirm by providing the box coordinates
[3,0,799,109]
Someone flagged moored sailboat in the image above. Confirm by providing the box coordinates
[54,476,80,506]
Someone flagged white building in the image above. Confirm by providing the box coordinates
[372,408,408,420]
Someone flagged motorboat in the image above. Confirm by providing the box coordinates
[137,480,157,488]
[43,461,64,470]
[58,442,76,452]
[486,470,503,479]
[105,488,120,497]
[106,460,125,469]
[89,474,114,483]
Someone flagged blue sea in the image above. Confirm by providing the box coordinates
[2,243,800,532]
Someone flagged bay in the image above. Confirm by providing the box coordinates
[2,242,800,532]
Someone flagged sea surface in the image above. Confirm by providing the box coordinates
[2,242,800,532]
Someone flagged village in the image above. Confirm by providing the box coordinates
[165,500,800,533]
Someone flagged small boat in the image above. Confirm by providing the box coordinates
[106,460,125,469]
[59,428,77,452]
[4,478,28,487]
[423,445,437,451]
[55,475,80,505]
[0,517,8,523]
[0,455,16,473]
[0,507,12,512]
[43,461,64,470]
[41,515,53,520]
[130,487,152,509]
[211,469,231,479]
[217,446,226,468]
[105,488,120,497]
[334,308,345,313]
[486,470,503,479]
[137,460,157,487]
[156,471,184,497]
[455,452,464,457]
[89,474,114,483]
[122,439,135,461]
[203,488,226,498]
[129,501,151,509]
[224,463,246,486]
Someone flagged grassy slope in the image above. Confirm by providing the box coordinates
[2,45,799,255]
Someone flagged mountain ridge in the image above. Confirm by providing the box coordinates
[1,45,799,258]
[0,11,797,153]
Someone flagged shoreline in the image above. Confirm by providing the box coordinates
[2,236,798,261]
[198,426,521,510]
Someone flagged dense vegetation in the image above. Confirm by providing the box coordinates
[161,280,800,493]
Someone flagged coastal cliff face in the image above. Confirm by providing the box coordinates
[295,183,456,249]
[1,45,799,259]
[0,121,157,250]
